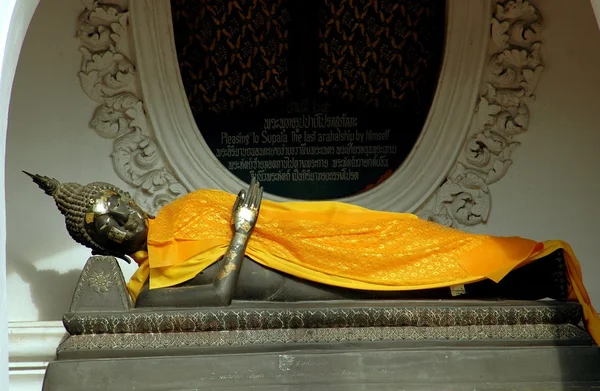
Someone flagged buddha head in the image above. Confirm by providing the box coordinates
[24,171,149,262]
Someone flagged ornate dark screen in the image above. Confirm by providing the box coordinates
[171,0,446,199]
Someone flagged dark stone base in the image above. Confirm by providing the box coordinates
[43,345,600,390]
[41,256,600,390]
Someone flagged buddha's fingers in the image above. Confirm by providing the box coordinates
[248,177,257,203]
[247,178,260,210]
[254,182,263,211]
[256,186,263,214]
[232,189,246,218]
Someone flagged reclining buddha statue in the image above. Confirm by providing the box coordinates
[24,171,600,343]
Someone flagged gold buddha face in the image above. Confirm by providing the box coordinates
[83,189,149,256]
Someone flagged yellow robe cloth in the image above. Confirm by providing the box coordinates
[127,189,600,344]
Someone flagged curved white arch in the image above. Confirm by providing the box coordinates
[79,0,545,226]
[1,0,42,387]
[130,0,490,212]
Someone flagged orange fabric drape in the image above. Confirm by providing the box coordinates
[127,189,600,344]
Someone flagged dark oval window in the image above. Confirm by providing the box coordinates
[171,0,446,200]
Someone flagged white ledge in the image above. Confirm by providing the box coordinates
[8,321,65,373]
[131,0,489,212]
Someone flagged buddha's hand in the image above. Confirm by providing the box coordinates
[232,177,263,234]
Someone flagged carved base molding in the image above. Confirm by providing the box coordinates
[8,321,66,390]
[76,0,544,227]
[25,255,600,390]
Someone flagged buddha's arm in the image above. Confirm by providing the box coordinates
[143,241,246,306]
[212,230,250,305]
[136,231,253,307]
[212,179,263,305]
[144,178,263,308]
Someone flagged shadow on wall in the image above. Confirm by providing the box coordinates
[5,171,123,321]
[7,257,81,321]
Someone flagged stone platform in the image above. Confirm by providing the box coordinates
[44,346,600,390]
[41,256,600,390]
[48,300,600,390]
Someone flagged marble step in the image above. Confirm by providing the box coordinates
[43,345,600,391]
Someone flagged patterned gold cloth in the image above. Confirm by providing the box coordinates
[128,189,599,344]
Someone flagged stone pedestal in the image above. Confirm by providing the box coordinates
[42,257,600,390]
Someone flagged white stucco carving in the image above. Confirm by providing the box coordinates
[76,0,543,227]
[77,1,186,214]
[417,1,544,226]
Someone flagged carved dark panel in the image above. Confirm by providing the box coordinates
[171,0,446,199]
[57,324,592,355]
[62,301,584,335]
[69,256,132,313]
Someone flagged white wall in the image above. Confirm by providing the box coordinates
[5,0,600,319]
[6,0,138,323]
[1,1,19,388]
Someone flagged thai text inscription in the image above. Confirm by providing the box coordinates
[171,0,446,199]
